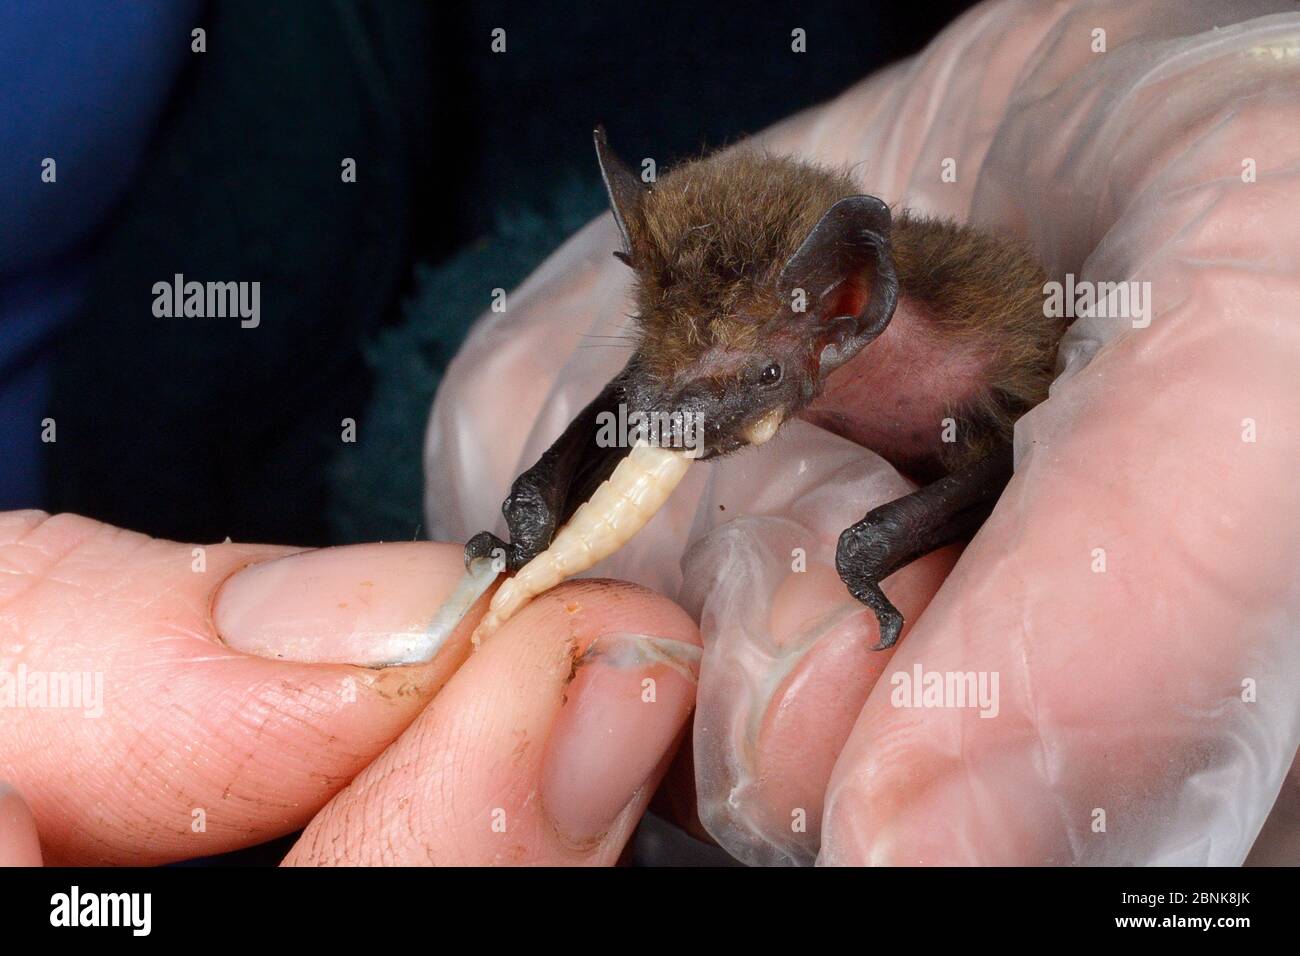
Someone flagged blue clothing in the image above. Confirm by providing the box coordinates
[0,1,201,506]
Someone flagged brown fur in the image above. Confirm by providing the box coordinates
[627,150,852,383]
[621,147,1065,471]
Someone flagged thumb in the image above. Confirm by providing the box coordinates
[0,511,490,865]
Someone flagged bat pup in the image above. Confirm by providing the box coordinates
[465,127,1066,648]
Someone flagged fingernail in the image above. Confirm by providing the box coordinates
[213,543,497,667]
[541,632,701,846]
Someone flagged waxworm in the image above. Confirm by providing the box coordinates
[471,442,691,643]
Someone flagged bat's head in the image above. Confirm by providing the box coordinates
[594,127,898,460]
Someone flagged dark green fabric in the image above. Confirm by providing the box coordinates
[329,178,607,543]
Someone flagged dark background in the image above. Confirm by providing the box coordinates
[25,0,977,547]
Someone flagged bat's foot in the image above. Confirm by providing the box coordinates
[464,530,517,572]
[836,445,1015,650]
[836,518,907,650]
[465,487,561,573]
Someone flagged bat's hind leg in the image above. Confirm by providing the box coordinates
[836,445,1014,650]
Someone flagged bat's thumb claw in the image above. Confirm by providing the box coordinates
[464,530,509,571]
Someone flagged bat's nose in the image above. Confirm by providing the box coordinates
[667,379,725,416]
[656,380,730,454]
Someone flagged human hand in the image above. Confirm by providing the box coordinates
[423,0,1300,865]
[0,511,699,865]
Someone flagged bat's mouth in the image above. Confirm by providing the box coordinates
[693,407,786,460]
[743,408,784,445]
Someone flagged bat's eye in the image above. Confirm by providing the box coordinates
[760,362,783,386]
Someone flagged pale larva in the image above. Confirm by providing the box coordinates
[470,441,692,643]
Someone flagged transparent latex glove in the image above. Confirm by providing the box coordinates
[424,0,1300,865]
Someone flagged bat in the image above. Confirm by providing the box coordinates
[465,127,1067,647]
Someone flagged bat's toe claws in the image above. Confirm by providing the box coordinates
[870,603,905,650]
[844,576,905,651]
[465,531,512,572]
[837,518,906,651]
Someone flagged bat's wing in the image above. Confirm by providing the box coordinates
[465,366,633,571]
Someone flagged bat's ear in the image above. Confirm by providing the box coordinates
[594,125,647,267]
[778,195,899,357]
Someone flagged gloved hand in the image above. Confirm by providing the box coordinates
[424,0,1300,865]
